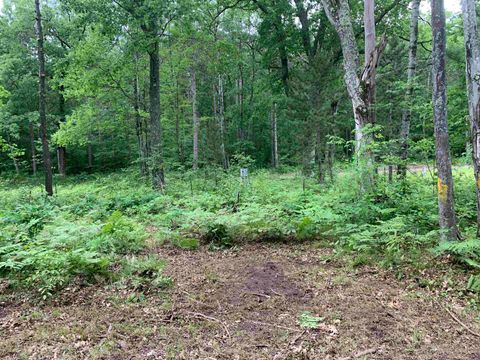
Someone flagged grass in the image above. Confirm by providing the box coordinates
[1,165,480,298]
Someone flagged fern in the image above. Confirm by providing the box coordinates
[434,239,480,269]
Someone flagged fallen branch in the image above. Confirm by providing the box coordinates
[270,289,284,297]
[290,329,307,344]
[244,292,271,299]
[354,348,378,358]
[444,306,480,337]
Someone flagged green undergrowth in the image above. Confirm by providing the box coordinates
[1,165,480,297]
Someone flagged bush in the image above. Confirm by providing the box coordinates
[95,211,147,254]
[203,223,233,249]
[0,205,147,297]
[2,165,480,297]
[173,237,200,250]
[118,255,171,290]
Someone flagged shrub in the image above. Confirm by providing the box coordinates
[434,238,480,270]
[118,255,171,290]
[95,211,147,254]
[173,237,200,250]
[203,223,233,249]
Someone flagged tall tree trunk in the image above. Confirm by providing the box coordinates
[57,146,66,176]
[13,158,20,175]
[148,33,165,189]
[35,0,53,196]
[271,103,279,168]
[432,0,460,241]
[191,68,200,170]
[315,123,324,182]
[321,0,385,185]
[29,121,37,175]
[217,76,228,170]
[364,0,377,127]
[57,89,66,176]
[133,68,147,177]
[87,141,93,170]
[461,0,480,237]
[399,0,421,178]
[328,143,335,182]
[175,74,184,164]
[236,63,244,141]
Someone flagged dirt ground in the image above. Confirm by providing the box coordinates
[1,243,480,359]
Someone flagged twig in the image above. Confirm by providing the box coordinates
[186,311,231,338]
[290,329,307,344]
[245,292,271,299]
[270,289,284,297]
[444,306,480,337]
[339,347,378,360]
[354,348,378,358]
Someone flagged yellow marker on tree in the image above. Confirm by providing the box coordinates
[437,177,448,203]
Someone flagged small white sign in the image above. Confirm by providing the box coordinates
[240,168,248,180]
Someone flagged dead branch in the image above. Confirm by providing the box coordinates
[444,306,480,337]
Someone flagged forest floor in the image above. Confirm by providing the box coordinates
[2,242,480,360]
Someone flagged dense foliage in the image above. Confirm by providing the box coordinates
[1,166,480,297]
[0,0,471,174]
[0,0,480,300]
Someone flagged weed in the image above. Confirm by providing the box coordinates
[298,311,324,329]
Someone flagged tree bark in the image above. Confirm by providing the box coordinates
[432,0,460,241]
[364,0,377,127]
[133,66,148,177]
[175,76,184,164]
[13,157,20,175]
[461,0,480,237]
[57,89,66,176]
[35,0,53,196]
[191,68,200,170]
[321,0,363,148]
[294,0,314,63]
[321,0,385,185]
[87,141,93,170]
[217,76,228,170]
[271,103,279,168]
[315,123,324,182]
[57,146,66,176]
[148,29,165,190]
[236,62,245,141]
[399,0,421,177]
[29,121,37,175]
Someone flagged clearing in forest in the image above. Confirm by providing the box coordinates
[1,243,480,359]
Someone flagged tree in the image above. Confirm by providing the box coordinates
[35,0,53,196]
[270,102,279,168]
[461,0,480,237]
[145,17,165,189]
[191,67,200,170]
[398,0,421,178]
[252,0,291,97]
[432,0,460,241]
[57,90,67,176]
[321,0,386,185]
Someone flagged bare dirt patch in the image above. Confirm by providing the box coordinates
[1,243,480,359]
[239,261,307,299]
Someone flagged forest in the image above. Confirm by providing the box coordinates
[1,0,480,358]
